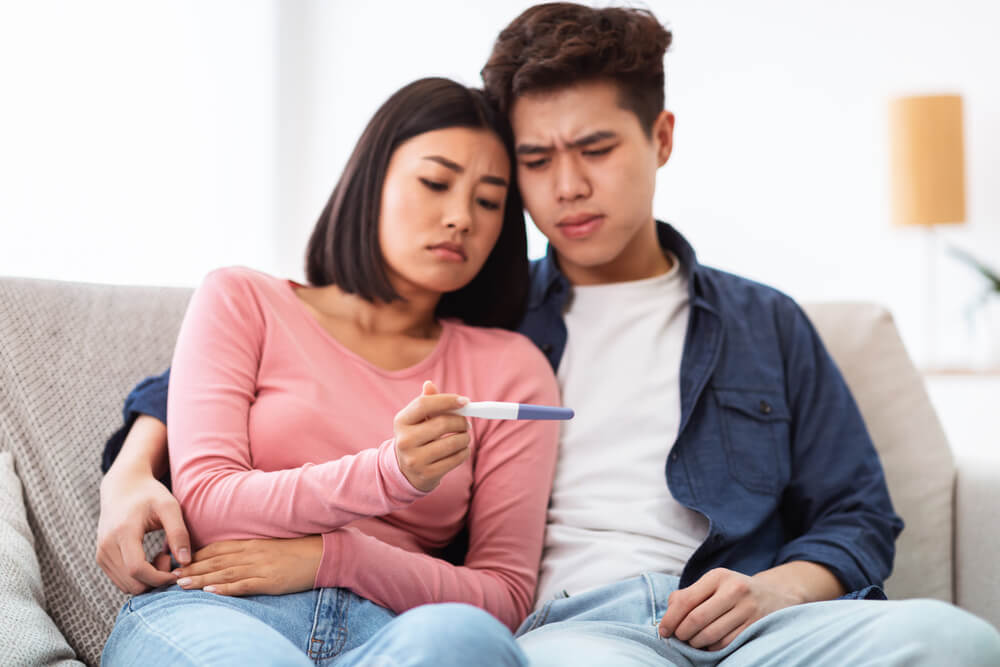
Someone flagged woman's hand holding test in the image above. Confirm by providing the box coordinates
[393,381,472,492]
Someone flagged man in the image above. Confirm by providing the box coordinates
[99,3,1000,665]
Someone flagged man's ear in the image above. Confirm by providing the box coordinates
[653,110,675,167]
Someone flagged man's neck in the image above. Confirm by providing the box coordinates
[559,220,672,286]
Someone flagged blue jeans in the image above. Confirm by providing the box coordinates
[102,584,527,666]
[515,573,1000,666]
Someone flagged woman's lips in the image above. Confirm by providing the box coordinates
[556,214,603,240]
[428,243,467,262]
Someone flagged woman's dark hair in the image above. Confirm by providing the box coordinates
[481,3,672,137]
[305,77,528,330]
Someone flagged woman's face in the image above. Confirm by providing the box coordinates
[378,126,510,298]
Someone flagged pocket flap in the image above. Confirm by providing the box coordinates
[714,389,790,422]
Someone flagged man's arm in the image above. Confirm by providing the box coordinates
[660,298,898,650]
[96,414,192,594]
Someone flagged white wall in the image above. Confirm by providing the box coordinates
[2,0,998,367]
[0,0,278,287]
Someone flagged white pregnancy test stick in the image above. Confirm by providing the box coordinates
[452,401,574,421]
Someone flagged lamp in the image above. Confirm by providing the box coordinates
[889,94,967,365]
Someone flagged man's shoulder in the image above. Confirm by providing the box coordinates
[693,263,802,322]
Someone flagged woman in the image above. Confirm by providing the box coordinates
[100,78,558,666]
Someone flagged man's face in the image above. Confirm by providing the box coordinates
[510,80,674,284]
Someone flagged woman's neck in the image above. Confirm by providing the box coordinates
[297,284,440,339]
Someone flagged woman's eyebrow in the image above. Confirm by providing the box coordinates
[422,155,508,187]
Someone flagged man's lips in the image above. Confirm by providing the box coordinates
[558,213,603,227]
[556,214,604,239]
[428,242,467,262]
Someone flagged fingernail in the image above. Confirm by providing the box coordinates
[177,577,192,587]
[457,396,470,405]
[178,548,191,563]
[171,569,182,578]
[204,585,217,594]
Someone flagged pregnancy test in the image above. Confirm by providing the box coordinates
[452,401,574,421]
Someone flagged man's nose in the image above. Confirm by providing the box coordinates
[555,156,590,202]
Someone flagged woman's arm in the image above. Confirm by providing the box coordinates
[315,337,561,631]
[167,268,449,547]
[96,415,192,593]
[167,336,559,631]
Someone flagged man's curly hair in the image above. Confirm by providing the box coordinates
[481,3,672,136]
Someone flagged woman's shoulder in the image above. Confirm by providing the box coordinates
[197,266,290,300]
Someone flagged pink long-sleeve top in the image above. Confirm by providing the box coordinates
[166,267,560,630]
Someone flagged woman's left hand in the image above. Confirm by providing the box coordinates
[173,535,323,596]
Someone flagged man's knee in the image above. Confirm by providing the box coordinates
[880,599,1000,666]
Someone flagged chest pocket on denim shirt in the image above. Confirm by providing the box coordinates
[714,388,790,494]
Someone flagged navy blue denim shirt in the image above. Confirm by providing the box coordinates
[103,222,901,600]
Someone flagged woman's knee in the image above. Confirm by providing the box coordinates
[389,603,526,665]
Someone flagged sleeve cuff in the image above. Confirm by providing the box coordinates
[377,438,429,504]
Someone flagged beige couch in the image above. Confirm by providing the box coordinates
[0,275,997,666]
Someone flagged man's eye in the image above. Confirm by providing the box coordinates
[521,158,549,169]
[420,178,448,191]
[582,146,614,157]
[477,198,501,211]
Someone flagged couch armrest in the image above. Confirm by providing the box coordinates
[954,454,1000,630]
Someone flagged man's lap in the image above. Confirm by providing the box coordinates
[516,573,1000,667]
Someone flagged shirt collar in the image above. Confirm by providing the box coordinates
[527,220,702,309]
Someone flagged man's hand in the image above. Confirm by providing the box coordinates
[393,381,472,492]
[658,563,845,651]
[658,568,802,651]
[96,468,191,595]
[171,536,323,596]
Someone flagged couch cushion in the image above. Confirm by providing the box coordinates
[0,451,81,665]
[803,302,955,603]
[0,277,192,666]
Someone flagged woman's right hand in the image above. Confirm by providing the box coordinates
[393,381,472,492]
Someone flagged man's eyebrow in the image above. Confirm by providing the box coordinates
[516,130,618,155]
[423,155,507,187]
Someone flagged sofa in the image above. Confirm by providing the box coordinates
[0,275,997,666]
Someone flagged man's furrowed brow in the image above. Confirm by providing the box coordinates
[567,130,618,149]
[516,130,618,155]
[423,155,464,172]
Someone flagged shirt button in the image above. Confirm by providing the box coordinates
[759,400,772,415]
[671,452,679,461]
[541,343,553,354]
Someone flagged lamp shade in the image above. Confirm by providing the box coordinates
[889,94,966,227]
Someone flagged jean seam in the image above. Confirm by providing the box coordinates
[642,573,659,630]
[525,599,555,632]
[127,603,202,665]
[307,588,327,659]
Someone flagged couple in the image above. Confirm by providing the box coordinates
[98,3,1000,666]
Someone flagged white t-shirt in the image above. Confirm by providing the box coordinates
[534,254,710,606]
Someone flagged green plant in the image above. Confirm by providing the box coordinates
[949,246,1000,318]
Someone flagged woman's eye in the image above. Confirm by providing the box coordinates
[477,198,501,211]
[582,145,614,157]
[420,178,448,192]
